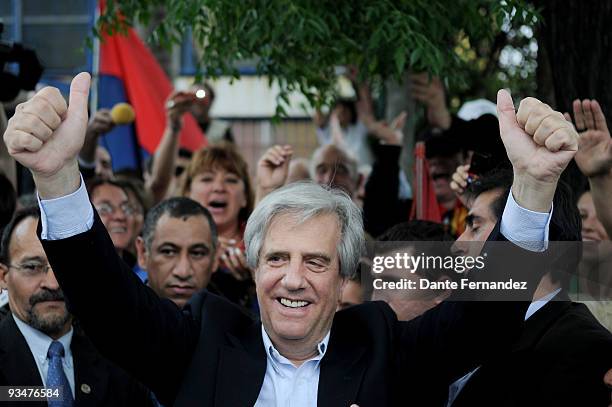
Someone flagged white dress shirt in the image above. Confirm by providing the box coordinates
[37,175,552,407]
[12,314,76,398]
[255,326,330,407]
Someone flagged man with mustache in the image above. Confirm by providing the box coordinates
[0,207,154,406]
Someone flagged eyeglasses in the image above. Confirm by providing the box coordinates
[95,202,135,217]
[9,262,52,278]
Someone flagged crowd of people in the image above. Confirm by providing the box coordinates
[0,69,611,407]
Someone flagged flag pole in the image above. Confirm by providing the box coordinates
[91,0,101,114]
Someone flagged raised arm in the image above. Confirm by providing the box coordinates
[355,82,376,129]
[362,112,409,237]
[397,90,578,385]
[254,144,293,204]
[569,99,612,238]
[79,109,114,170]
[411,73,451,130]
[146,91,194,203]
[2,73,198,405]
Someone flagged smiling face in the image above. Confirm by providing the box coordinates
[92,183,133,251]
[187,167,247,234]
[137,213,216,308]
[255,212,346,352]
[578,191,612,263]
[0,217,71,338]
[578,191,609,242]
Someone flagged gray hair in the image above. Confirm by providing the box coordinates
[244,182,364,278]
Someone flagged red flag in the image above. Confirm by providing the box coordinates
[98,0,206,156]
[410,141,442,222]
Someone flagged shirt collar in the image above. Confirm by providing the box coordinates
[525,287,562,320]
[12,313,74,368]
[261,324,330,370]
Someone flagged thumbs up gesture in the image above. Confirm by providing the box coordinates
[496,89,578,212]
[3,72,91,198]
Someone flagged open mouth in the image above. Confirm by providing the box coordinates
[277,297,311,308]
[109,226,127,234]
[208,200,228,209]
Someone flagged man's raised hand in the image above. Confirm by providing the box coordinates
[497,89,578,212]
[255,144,293,203]
[3,72,90,198]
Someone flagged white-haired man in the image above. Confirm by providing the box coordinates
[3,72,578,406]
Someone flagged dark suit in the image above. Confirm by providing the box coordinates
[451,294,612,407]
[0,315,154,407]
[42,213,548,407]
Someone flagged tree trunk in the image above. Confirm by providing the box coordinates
[534,0,612,119]
[534,0,612,193]
[385,71,417,186]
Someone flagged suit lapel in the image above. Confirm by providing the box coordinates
[513,295,571,352]
[455,296,573,406]
[71,330,108,406]
[318,326,367,407]
[0,316,45,387]
[214,322,267,407]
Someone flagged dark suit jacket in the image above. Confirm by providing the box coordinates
[452,294,612,407]
[0,315,154,406]
[41,213,549,407]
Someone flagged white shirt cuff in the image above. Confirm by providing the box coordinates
[499,191,552,252]
[37,173,95,240]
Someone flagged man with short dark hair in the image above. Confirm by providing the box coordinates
[0,207,153,406]
[447,169,612,407]
[136,197,218,308]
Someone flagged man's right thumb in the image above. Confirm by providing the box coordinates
[67,72,91,118]
[496,89,518,138]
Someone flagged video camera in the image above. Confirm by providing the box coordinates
[0,21,43,102]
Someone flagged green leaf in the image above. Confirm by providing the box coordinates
[394,48,406,77]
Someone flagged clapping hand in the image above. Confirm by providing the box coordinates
[218,237,252,281]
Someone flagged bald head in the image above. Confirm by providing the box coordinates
[310,144,360,197]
